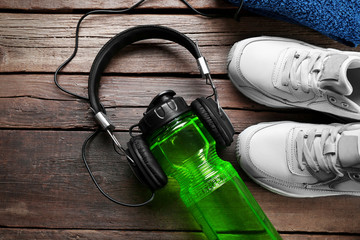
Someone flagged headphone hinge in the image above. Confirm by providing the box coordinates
[94,112,134,164]
[197,57,210,78]
[94,112,115,131]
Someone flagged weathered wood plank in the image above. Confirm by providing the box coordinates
[0,0,235,11]
[0,130,359,234]
[0,229,206,240]
[0,74,331,130]
[0,228,359,240]
[0,74,255,108]
[0,14,358,74]
[0,97,329,130]
[0,130,201,231]
[283,236,360,240]
[1,96,329,130]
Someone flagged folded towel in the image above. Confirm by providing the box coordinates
[227,0,360,47]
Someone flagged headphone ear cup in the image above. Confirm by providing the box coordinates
[125,151,149,189]
[191,97,234,147]
[126,136,168,191]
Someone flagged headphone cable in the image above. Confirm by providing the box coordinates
[54,0,147,101]
[54,0,244,207]
[54,0,244,101]
[180,0,244,19]
[82,129,155,207]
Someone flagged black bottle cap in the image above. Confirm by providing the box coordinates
[138,90,190,137]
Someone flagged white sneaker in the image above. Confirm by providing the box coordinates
[237,121,360,197]
[227,36,360,120]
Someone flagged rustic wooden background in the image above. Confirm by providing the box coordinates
[0,0,359,239]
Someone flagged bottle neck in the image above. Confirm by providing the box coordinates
[147,111,194,145]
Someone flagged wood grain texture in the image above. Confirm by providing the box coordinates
[0,14,358,74]
[0,229,206,240]
[1,2,360,239]
[1,130,360,233]
[0,98,329,130]
[0,229,359,240]
[0,74,330,130]
[1,97,329,130]
[0,0,235,11]
[0,75,257,108]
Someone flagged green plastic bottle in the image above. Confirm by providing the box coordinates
[145,97,282,240]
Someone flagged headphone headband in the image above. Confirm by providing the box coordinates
[88,25,205,114]
[83,24,234,198]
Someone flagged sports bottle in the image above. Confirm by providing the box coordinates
[141,91,282,240]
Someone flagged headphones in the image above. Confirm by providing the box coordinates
[88,25,235,193]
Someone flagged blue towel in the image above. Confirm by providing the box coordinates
[227,0,360,47]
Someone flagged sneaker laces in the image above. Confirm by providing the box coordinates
[295,124,359,177]
[281,49,329,96]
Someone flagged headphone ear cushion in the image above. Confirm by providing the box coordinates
[191,97,234,147]
[126,136,168,191]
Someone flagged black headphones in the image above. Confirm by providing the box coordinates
[88,25,235,193]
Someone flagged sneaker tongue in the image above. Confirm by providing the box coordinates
[319,54,353,96]
[338,135,360,168]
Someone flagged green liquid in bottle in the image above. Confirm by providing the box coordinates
[148,112,281,240]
